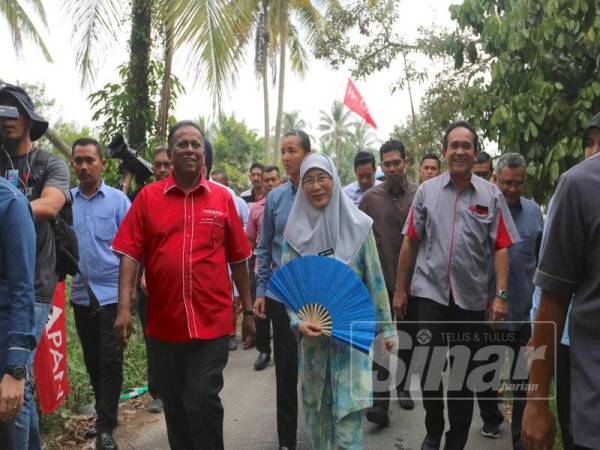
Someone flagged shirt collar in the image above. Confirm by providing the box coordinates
[509,197,523,211]
[163,174,211,195]
[384,176,409,194]
[74,180,107,199]
[442,171,479,192]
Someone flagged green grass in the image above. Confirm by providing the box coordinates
[39,281,148,443]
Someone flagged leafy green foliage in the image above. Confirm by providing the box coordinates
[448,0,600,203]
[211,115,266,193]
[1,0,52,61]
[88,60,184,156]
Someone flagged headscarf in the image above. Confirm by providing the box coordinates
[284,153,373,264]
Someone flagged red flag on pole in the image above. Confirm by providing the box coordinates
[34,282,70,414]
[343,78,378,129]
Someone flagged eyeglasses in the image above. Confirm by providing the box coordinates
[302,175,331,188]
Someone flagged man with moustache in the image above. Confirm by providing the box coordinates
[359,140,418,425]
[70,138,131,450]
[246,165,281,370]
[394,121,519,450]
[0,83,70,450]
[113,121,254,450]
[254,130,312,450]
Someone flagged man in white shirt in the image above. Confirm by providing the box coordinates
[343,151,381,206]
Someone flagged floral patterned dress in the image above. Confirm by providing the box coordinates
[282,229,395,422]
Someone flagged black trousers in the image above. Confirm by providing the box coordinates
[477,324,531,450]
[373,294,418,410]
[73,303,124,432]
[137,289,160,399]
[152,336,229,450]
[251,266,271,355]
[417,296,486,450]
[267,298,298,448]
[556,343,573,450]
[0,418,14,449]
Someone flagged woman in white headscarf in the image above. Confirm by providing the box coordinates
[280,153,395,450]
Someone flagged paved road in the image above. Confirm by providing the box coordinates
[118,341,513,450]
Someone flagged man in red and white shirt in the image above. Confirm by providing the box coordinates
[113,121,254,450]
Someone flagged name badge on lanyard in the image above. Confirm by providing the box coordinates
[6,169,19,188]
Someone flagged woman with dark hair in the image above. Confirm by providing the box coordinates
[254,129,311,450]
[281,153,395,449]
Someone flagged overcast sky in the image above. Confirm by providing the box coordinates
[1,0,459,145]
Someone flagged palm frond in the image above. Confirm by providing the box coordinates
[64,0,123,87]
[169,0,255,107]
[287,23,309,76]
[1,0,52,61]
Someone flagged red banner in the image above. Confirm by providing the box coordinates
[343,78,378,129]
[34,282,70,414]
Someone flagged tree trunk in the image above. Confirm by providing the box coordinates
[156,19,174,146]
[262,61,271,160]
[126,0,153,150]
[335,136,341,167]
[273,0,288,165]
[45,128,70,159]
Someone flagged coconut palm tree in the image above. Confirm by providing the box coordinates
[351,121,379,152]
[318,100,353,166]
[2,0,52,61]
[282,110,306,132]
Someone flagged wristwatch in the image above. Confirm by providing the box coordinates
[243,309,254,317]
[496,289,509,301]
[6,365,27,380]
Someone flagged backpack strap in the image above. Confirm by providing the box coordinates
[29,149,51,201]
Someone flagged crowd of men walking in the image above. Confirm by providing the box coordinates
[0,81,599,450]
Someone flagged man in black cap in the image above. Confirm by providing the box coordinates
[0,83,70,450]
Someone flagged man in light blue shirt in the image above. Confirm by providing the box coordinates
[342,151,381,206]
[70,138,130,450]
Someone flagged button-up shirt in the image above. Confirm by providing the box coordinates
[488,197,543,330]
[113,175,251,342]
[246,196,266,272]
[359,177,418,297]
[0,178,36,370]
[71,182,131,306]
[256,181,297,298]
[403,172,520,311]
[343,179,382,206]
[533,153,600,449]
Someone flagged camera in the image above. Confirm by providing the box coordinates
[107,133,153,186]
[0,105,19,148]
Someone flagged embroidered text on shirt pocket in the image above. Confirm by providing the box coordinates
[198,216,225,247]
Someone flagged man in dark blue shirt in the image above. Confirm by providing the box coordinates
[0,177,36,449]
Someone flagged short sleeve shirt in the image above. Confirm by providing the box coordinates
[0,148,70,303]
[112,175,252,342]
[533,153,600,448]
[403,172,520,311]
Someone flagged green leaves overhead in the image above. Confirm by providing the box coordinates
[449,0,600,203]
[1,0,52,61]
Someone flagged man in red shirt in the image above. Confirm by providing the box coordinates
[113,121,254,450]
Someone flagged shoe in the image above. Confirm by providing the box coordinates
[145,398,163,414]
[254,353,271,370]
[366,404,390,427]
[228,337,238,351]
[421,434,441,450]
[279,446,295,450]
[84,427,98,439]
[480,422,500,439]
[397,390,414,410]
[96,432,118,450]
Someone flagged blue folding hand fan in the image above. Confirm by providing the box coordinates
[267,255,376,353]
